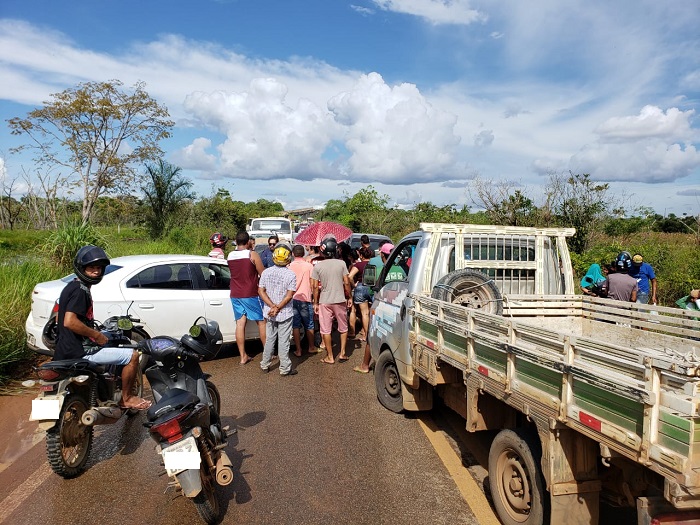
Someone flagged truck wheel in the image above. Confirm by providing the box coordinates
[375,351,403,413]
[432,269,502,315]
[488,429,548,525]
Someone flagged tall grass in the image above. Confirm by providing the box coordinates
[0,261,64,381]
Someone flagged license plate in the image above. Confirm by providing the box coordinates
[30,398,61,421]
[162,436,200,476]
[27,333,36,347]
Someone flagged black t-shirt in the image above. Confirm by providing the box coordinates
[54,280,94,360]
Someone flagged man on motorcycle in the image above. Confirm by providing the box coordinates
[54,245,152,410]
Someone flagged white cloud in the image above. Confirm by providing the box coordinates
[370,0,486,25]
[170,137,218,171]
[474,129,494,148]
[595,106,696,142]
[566,106,700,183]
[328,73,461,183]
[183,78,339,181]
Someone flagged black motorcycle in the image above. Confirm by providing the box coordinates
[26,315,148,478]
[136,317,233,525]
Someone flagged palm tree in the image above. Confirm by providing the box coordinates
[141,160,194,237]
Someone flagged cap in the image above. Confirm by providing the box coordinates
[632,254,643,265]
[380,243,394,255]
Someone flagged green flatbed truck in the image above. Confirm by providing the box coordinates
[365,223,700,525]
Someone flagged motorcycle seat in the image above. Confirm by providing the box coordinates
[147,388,200,421]
[41,359,106,374]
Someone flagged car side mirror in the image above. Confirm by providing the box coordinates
[363,264,377,287]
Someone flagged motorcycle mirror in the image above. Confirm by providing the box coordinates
[189,324,202,337]
[117,317,133,331]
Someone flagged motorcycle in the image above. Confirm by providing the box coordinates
[135,317,233,525]
[25,314,148,478]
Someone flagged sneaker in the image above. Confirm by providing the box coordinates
[261,367,270,373]
[281,369,298,377]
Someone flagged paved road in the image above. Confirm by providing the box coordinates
[0,341,497,525]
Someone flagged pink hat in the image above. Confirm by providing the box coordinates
[380,243,394,255]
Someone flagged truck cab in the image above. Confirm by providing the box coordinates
[364,223,575,410]
[246,217,294,246]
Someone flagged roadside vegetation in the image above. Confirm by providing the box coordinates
[1,78,698,385]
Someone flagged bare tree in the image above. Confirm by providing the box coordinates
[8,80,173,226]
[467,176,539,226]
[0,175,25,230]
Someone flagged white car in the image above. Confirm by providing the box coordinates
[26,254,259,356]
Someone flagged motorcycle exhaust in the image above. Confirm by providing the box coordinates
[215,451,234,486]
[81,406,123,426]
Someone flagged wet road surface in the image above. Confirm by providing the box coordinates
[0,341,491,525]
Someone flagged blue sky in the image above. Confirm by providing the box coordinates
[1,0,699,216]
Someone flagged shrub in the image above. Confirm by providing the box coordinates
[43,222,108,268]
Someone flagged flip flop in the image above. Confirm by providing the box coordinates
[120,398,152,410]
[240,356,253,366]
[353,367,369,374]
[338,356,349,362]
[321,358,335,364]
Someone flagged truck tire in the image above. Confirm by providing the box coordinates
[431,269,502,315]
[488,428,548,525]
[375,351,403,413]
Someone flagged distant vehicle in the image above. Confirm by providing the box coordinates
[348,233,392,255]
[247,217,294,245]
[26,254,259,356]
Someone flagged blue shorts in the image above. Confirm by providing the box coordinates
[292,300,314,330]
[231,297,264,321]
[84,347,134,366]
[353,284,371,304]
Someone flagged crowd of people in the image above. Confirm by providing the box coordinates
[580,251,658,304]
[211,231,393,375]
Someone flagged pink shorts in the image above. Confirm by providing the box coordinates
[318,303,348,335]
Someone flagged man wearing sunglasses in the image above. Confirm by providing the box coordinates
[261,235,279,269]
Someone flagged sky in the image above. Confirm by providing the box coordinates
[1,0,699,216]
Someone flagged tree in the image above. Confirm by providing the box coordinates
[468,177,540,226]
[141,160,194,238]
[546,172,612,254]
[8,80,174,226]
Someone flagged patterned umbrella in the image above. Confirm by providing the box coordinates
[293,221,353,246]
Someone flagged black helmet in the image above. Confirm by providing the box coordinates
[616,251,632,271]
[181,317,223,360]
[320,236,337,256]
[73,245,110,285]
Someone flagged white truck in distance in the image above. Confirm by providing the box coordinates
[246,217,293,246]
[364,223,700,525]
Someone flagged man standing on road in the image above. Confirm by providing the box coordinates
[629,253,657,305]
[258,244,298,376]
[311,237,352,364]
[289,244,317,357]
[228,231,267,365]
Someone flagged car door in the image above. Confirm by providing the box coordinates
[370,238,418,370]
[192,261,239,343]
[121,262,206,339]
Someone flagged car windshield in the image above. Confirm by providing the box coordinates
[251,220,291,233]
[61,264,122,282]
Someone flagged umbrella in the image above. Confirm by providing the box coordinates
[293,221,353,246]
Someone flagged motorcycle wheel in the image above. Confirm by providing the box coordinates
[46,394,93,478]
[206,380,221,415]
[193,462,221,524]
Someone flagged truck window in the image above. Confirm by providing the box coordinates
[379,240,416,285]
[250,219,291,233]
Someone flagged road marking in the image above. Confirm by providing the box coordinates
[418,415,501,525]
[0,462,52,524]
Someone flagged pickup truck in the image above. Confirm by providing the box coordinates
[364,223,700,525]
